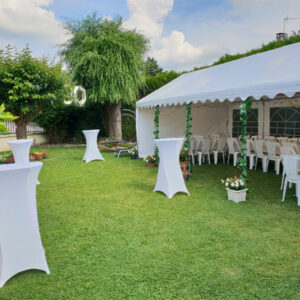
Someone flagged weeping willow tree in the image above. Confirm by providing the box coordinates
[60,14,148,139]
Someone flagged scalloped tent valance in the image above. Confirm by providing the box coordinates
[137,43,300,109]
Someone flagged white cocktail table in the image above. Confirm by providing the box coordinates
[82,130,104,162]
[0,162,50,287]
[7,139,32,163]
[154,138,190,198]
[7,139,41,184]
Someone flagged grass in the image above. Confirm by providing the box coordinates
[1,147,299,299]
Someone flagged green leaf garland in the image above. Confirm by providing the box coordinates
[238,97,252,181]
[153,105,160,157]
[184,103,192,179]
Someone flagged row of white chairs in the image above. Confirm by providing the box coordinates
[191,136,300,205]
[250,135,300,144]
[191,137,299,175]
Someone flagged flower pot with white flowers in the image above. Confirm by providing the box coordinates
[179,150,191,180]
[128,146,138,159]
[221,177,247,203]
[144,154,158,167]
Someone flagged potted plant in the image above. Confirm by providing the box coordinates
[222,177,247,203]
[179,150,191,179]
[30,151,49,161]
[144,154,158,167]
[128,146,138,159]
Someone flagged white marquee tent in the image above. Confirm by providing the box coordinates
[136,42,300,158]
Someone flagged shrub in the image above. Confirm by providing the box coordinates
[36,102,107,143]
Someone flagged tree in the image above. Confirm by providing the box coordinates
[144,57,163,76]
[140,71,179,98]
[0,46,71,139]
[0,104,18,134]
[60,14,148,140]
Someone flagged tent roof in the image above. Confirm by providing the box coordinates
[137,42,300,109]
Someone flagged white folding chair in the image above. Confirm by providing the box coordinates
[246,139,256,170]
[264,136,277,142]
[290,137,300,143]
[190,139,195,166]
[253,140,268,172]
[251,135,262,140]
[197,138,211,165]
[208,133,219,140]
[277,137,290,143]
[281,155,300,206]
[281,142,298,154]
[280,145,297,190]
[227,137,240,166]
[212,138,226,165]
[191,138,202,165]
[265,141,281,175]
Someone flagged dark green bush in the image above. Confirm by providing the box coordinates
[36,102,137,143]
[122,111,136,141]
[36,102,107,143]
[193,31,300,71]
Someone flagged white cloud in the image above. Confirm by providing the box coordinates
[187,0,300,67]
[124,0,204,71]
[125,0,173,39]
[153,31,203,69]
[0,0,70,50]
[125,0,300,71]
[1,0,299,71]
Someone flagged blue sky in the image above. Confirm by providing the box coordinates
[48,0,130,21]
[0,0,300,71]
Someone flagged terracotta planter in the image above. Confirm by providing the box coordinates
[146,162,157,167]
[180,161,188,167]
[180,161,189,179]
[226,188,248,203]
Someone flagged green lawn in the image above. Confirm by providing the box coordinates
[1,147,299,299]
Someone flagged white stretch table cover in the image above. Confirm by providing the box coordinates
[82,130,104,163]
[7,139,40,184]
[154,138,189,198]
[0,162,50,287]
[7,139,32,163]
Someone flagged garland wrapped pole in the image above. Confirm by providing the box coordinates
[153,105,160,157]
[184,103,192,180]
[238,97,252,181]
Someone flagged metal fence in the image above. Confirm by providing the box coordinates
[3,121,45,135]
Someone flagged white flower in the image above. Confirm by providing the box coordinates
[221,179,224,184]
[231,183,235,187]
[240,181,244,186]
[225,183,228,187]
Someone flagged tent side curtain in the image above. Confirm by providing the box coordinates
[136,43,300,109]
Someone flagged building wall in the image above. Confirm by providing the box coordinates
[228,95,300,138]
[191,102,229,138]
[136,108,155,157]
[0,133,49,152]
[137,95,300,157]
[137,102,229,157]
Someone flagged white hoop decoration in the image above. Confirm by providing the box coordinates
[64,86,87,106]
[74,86,86,106]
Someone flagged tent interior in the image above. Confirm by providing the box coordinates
[137,95,300,157]
[136,42,300,158]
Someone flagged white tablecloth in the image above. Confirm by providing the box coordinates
[7,139,32,163]
[0,162,50,287]
[82,130,104,163]
[154,138,189,198]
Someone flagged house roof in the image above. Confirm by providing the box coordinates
[136,42,300,108]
